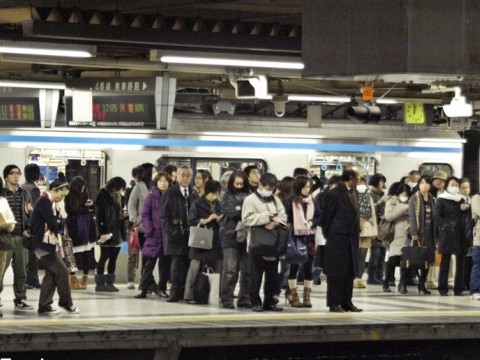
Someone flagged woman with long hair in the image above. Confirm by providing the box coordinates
[64,176,94,290]
[95,176,127,292]
[406,175,436,295]
[220,170,251,309]
[285,175,321,308]
[135,172,173,298]
[194,169,212,196]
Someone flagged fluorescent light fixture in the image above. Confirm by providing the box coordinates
[376,98,398,104]
[0,80,66,90]
[161,56,304,70]
[0,40,94,58]
[287,94,351,103]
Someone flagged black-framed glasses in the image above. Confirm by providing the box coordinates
[8,171,22,176]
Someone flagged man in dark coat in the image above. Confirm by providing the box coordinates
[161,166,199,302]
[320,169,362,313]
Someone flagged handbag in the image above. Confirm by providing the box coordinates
[401,239,429,269]
[249,226,288,257]
[235,220,247,243]
[0,230,14,251]
[62,227,78,273]
[128,226,140,254]
[285,231,308,264]
[22,230,34,250]
[188,223,213,250]
[193,268,210,304]
[377,218,395,244]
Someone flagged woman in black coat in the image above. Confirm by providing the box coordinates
[219,170,251,309]
[434,176,469,296]
[183,180,223,304]
[94,176,127,293]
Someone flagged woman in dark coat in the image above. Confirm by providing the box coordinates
[407,175,436,295]
[434,176,469,296]
[64,176,94,290]
[95,176,127,292]
[219,170,251,309]
[134,172,172,299]
[183,180,223,304]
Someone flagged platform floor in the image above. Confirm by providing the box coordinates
[2,276,480,359]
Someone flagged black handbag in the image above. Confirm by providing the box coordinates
[0,230,14,251]
[193,269,210,304]
[401,239,429,269]
[249,226,287,257]
[22,230,35,250]
[285,231,308,264]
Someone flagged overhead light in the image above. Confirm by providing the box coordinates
[376,98,398,104]
[0,40,94,58]
[161,56,304,70]
[0,80,66,90]
[287,94,351,103]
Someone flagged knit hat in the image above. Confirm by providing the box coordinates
[3,164,20,179]
[432,170,448,181]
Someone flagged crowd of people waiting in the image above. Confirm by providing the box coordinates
[0,161,479,317]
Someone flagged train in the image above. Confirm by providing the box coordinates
[0,115,466,196]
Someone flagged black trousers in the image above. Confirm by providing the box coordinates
[438,254,465,294]
[169,255,189,301]
[326,275,354,308]
[249,254,279,308]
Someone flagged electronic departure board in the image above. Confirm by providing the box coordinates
[0,97,40,126]
[92,95,155,125]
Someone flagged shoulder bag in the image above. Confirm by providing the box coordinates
[0,230,14,251]
[188,223,213,250]
[285,230,308,264]
[377,218,395,244]
[22,230,34,250]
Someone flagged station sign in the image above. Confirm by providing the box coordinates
[0,97,41,127]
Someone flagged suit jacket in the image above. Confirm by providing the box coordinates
[320,182,360,278]
[161,184,199,256]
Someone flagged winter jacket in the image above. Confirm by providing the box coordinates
[95,188,126,246]
[128,181,149,233]
[141,187,165,258]
[219,190,249,249]
[31,194,61,255]
[384,196,409,257]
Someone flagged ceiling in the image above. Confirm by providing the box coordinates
[0,0,474,121]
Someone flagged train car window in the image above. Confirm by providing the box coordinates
[419,163,454,178]
[156,156,267,182]
[28,149,107,198]
[310,155,377,180]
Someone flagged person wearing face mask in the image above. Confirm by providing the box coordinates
[242,172,287,312]
[184,180,223,304]
[434,176,469,296]
[285,176,321,308]
[219,170,251,309]
[354,177,378,289]
[383,184,412,293]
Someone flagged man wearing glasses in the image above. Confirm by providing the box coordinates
[1,164,34,310]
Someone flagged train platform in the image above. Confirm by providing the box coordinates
[1,276,480,360]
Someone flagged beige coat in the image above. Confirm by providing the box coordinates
[384,196,409,257]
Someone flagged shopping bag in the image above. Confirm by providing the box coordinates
[205,268,220,305]
[188,223,213,250]
[401,239,429,269]
[285,233,308,264]
[62,227,78,273]
[128,226,140,254]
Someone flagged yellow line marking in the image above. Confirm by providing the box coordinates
[2,310,480,328]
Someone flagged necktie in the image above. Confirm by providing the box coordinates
[184,188,188,198]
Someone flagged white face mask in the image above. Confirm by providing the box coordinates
[447,186,459,195]
[399,195,409,203]
[408,182,417,189]
[356,184,367,193]
[258,188,273,197]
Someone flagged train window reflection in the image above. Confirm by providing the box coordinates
[419,163,453,178]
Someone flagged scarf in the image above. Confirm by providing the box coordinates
[437,192,465,202]
[292,195,315,236]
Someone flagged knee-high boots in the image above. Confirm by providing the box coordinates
[303,280,313,308]
[287,279,303,307]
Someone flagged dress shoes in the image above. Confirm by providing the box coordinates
[237,302,253,309]
[263,304,283,312]
[222,303,235,309]
[252,305,264,312]
[134,291,147,299]
[342,303,363,312]
[382,287,392,293]
[158,290,169,298]
[329,306,345,313]
[167,297,180,303]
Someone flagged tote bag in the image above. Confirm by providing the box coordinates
[188,223,213,250]
[285,232,308,264]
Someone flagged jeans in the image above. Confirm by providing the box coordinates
[368,243,386,281]
[470,246,480,294]
[184,259,202,300]
[1,236,27,300]
[221,247,250,306]
[39,252,73,311]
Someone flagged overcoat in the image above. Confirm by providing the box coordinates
[141,187,164,258]
[434,194,468,256]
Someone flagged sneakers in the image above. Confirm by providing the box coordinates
[60,305,80,314]
[127,282,136,289]
[14,299,34,310]
[38,306,58,315]
[471,293,480,300]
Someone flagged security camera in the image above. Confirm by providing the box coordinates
[272,95,288,117]
[346,105,381,123]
